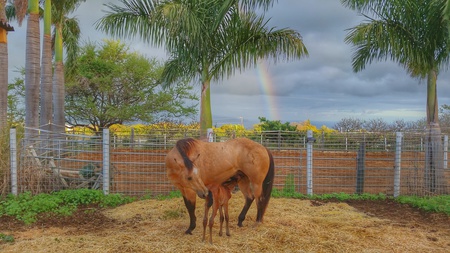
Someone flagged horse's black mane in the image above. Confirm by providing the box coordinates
[176,138,197,171]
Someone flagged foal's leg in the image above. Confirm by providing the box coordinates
[208,195,220,244]
[202,192,213,242]
[219,204,224,236]
[224,200,231,236]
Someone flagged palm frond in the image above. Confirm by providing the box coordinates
[62,17,81,71]
[343,0,449,78]
[95,0,162,45]
[210,10,308,81]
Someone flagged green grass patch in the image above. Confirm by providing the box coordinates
[270,175,450,215]
[0,189,135,224]
[396,195,450,215]
[0,233,15,243]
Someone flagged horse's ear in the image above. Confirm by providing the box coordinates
[192,153,200,162]
[173,158,182,168]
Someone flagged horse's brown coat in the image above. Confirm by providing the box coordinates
[165,137,275,235]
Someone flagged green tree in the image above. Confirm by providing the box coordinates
[65,40,198,133]
[256,117,296,131]
[341,0,449,193]
[8,69,25,125]
[96,0,308,138]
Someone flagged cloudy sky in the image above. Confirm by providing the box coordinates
[7,0,450,128]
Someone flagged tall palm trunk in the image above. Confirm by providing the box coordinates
[24,0,40,137]
[53,24,65,134]
[0,38,7,131]
[0,0,10,131]
[40,0,52,132]
[425,69,447,194]
[200,79,212,139]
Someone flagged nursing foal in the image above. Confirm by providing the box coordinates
[202,173,242,244]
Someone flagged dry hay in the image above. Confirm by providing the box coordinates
[1,192,450,253]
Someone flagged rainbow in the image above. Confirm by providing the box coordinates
[256,59,280,120]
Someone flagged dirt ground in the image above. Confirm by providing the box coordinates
[1,193,449,253]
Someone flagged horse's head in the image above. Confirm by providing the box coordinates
[166,152,209,199]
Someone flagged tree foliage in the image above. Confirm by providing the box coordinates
[65,40,198,133]
[7,70,25,126]
[256,117,296,131]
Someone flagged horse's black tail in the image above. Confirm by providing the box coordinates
[257,148,275,222]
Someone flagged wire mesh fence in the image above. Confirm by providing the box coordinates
[7,128,450,197]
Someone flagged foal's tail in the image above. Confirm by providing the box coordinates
[257,148,275,222]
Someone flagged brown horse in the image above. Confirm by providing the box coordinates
[165,137,275,235]
[202,173,241,244]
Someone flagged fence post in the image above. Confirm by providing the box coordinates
[306,130,315,195]
[393,132,403,197]
[102,129,110,195]
[444,135,448,169]
[356,142,366,194]
[164,134,167,149]
[207,128,214,142]
[130,128,135,148]
[10,128,18,196]
[278,130,281,150]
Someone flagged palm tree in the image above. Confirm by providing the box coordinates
[341,0,449,193]
[39,0,52,132]
[0,0,14,131]
[20,0,40,137]
[52,0,84,134]
[96,0,308,138]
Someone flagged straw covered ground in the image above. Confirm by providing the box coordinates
[1,192,450,253]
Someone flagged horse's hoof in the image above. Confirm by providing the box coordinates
[185,230,193,235]
[226,233,231,237]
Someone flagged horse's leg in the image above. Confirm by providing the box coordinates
[182,189,197,235]
[256,150,275,223]
[219,204,224,236]
[224,201,230,236]
[251,183,264,223]
[208,196,219,244]
[238,196,254,227]
[237,177,254,227]
[202,192,213,242]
